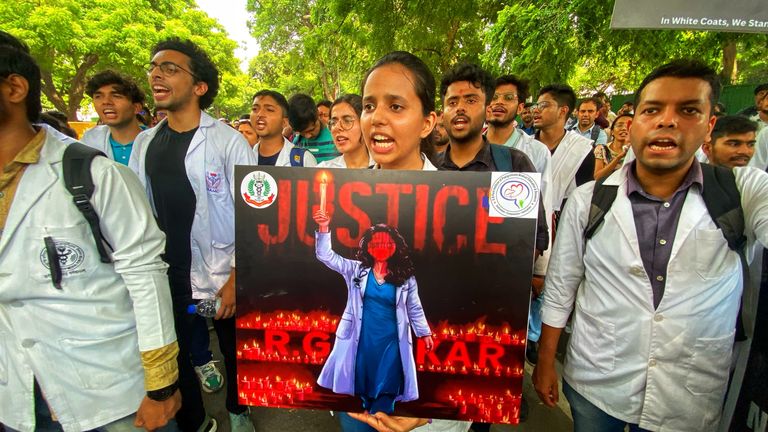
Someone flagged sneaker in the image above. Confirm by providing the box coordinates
[197,416,217,432]
[194,360,224,393]
[525,340,539,365]
[229,410,255,432]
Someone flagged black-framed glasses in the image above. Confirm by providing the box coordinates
[328,115,357,131]
[146,61,198,80]
[491,92,518,103]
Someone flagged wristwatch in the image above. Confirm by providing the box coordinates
[147,380,179,402]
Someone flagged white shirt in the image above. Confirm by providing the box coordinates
[541,164,768,431]
[750,127,768,171]
[317,153,375,169]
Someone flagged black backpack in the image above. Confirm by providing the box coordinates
[62,142,113,264]
[583,164,752,339]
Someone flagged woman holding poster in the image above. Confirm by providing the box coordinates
[319,50,470,432]
[313,212,433,415]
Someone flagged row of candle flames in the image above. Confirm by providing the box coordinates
[237,375,521,423]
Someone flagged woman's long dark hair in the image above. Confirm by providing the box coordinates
[356,224,415,286]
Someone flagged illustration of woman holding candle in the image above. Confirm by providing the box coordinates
[312,209,433,415]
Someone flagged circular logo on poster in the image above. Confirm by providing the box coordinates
[489,172,539,217]
[241,171,278,209]
[39,240,85,270]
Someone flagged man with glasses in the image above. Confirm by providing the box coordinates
[251,89,317,166]
[287,93,339,163]
[532,84,595,219]
[130,38,257,432]
[486,75,554,366]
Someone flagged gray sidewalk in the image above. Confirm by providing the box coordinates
[203,328,573,431]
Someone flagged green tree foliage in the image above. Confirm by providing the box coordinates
[248,0,767,104]
[0,0,252,119]
[484,0,768,96]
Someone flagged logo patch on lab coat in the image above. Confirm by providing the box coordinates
[206,171,222,193]
[39,240,86,276]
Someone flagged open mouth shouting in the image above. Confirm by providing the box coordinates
[451,115,470,132]
[152,84,171,102]
[646,137,678,153]
[370,133,395,154]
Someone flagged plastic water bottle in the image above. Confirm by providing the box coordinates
[187,298,221,318]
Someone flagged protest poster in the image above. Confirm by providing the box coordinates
[610,0,768,33]
[234,166,540,424]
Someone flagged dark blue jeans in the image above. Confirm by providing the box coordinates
[563,379,651,432]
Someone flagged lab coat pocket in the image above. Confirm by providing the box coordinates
[59,329,140,389]
[684,330,734,395]
[694,229,732,280]
[0,331,7,384]
[336,315,354,340]
[27,224,98,285]
[571,307,616,375]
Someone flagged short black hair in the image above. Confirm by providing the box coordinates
[239,113,250,121]
[86,70,145,104]
[577,96,603,111]
[287,93,317,131]
[711,115,758,143]
[317,99,332,109]
[440,63,495,106]
[0,31,41,123]
[151,38,219,109]
[593,91,608,101]
[254,89,289,117]
[538,84,576,115]
[495,75,530,103]
[754,83,768,95]
[634,60,720,113]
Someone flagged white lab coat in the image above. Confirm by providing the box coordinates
[130,111,257,299]
[750,127,768,171]
[80,125,114,159]
[0,127,176,432]
[541,164,768,431]
[253,138,318,167]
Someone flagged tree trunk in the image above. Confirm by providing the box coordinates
[66,54,100,121]
[40,71,68,117]
[720,37,737,86]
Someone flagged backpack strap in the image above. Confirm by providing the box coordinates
[590,126,601,144]
[62,143,113,263]
[289,147,306,167]
[701,164,751,339]
[584,176,618,240]
[489,144,513,172]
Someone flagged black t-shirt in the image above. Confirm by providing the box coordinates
[258,151,280,166]
[146,124,198,284]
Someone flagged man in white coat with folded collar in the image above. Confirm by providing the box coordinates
[0,32,179,432]
[533,60,768,432]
